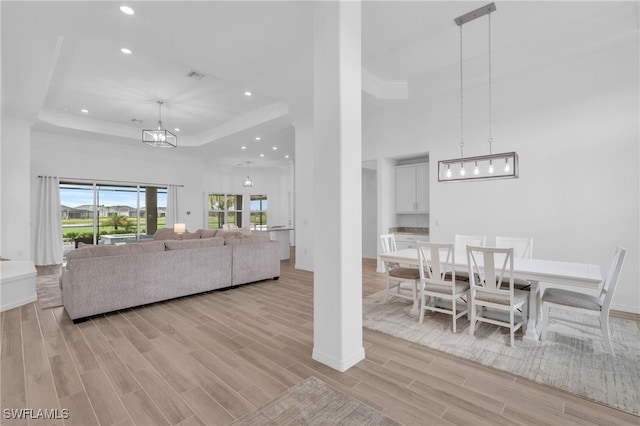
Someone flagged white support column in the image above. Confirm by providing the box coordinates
[312,1,365,372]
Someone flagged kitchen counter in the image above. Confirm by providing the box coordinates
[389,227,429,236]
[253,227,294,260]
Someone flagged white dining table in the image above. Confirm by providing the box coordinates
[379,248,603,342]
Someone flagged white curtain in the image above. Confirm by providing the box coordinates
[35,176,63,265]
[166,184,179,227]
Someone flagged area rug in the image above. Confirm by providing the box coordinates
[232,376,400,425]
[36,274,62,309]
[363,291,640,416]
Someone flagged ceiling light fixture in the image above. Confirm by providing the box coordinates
[244,91,252,96]
[255,136,261,141]
[241,146,247,150]
[120,5,134,15]
[81,109,89,113]
[142,101,177,148]
[272,146,277,150]
[242,161,254,187]
[186,71,205,80]
[259,154,265,157]
[120,47,132,55]
[438,2,518,183]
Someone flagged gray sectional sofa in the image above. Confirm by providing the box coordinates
[60,229,280,321]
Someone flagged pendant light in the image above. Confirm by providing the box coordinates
[438,3,518,182]
[242,161,254,187]
[142,101,177,148]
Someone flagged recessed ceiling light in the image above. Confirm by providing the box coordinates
[260,154,265,157]
[120,5,135,15]
[174,128,180,132]
[285,155,290,159]
[244,91,252,96]
[272,146,277,150]
[241,146,247,150]
[81,109,89,113]
[255,136,261,141]
[121,47,132,55]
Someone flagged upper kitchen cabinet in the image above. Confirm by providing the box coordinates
[395,162,429,214]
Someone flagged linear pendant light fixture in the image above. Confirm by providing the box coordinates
[438,2,518,182]
[142,101,177,148]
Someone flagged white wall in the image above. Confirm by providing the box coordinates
[201,161,293,230]
[1,119,32,260]
[30,131,207,237]
[363,16,639,313]
[29,131,292,251]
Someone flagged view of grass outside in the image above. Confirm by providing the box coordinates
[61,217,167,239]
[250,195,268,230]
[208,193,243,229]
[60,182,167,242]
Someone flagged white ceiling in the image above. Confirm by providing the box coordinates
[2,1,636,167]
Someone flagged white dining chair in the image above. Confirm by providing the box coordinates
[454,234,486,281]
[495,236,533,259]
[417,242,470,333]
[496,236,533,290]
[541,246,626,356]
[380,234,420,303]
[467,245,528,347]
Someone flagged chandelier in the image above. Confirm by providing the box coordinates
[142,101,177,148]
[242,161,254,187]
[438,3,518,182]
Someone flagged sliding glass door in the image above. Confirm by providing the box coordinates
[60,182,167,246]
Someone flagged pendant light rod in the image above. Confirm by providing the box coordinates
[455,2,496,26]
[157,100,164,129]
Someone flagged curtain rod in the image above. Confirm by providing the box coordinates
[38,176,183,188]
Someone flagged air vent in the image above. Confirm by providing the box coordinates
[131,118,143,123]
[186,71,205,80]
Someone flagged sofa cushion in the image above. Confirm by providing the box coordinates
[216,230,243,240]
[196,229,218,239]
[153,228,179,240]
[224,234,271,245]
[66,240,166,261]
[181,231,200,240]
[164,237,224,250]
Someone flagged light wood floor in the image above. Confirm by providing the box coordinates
[1,256,638,426]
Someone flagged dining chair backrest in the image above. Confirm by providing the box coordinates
[455,234,486,258]
[599,246,627,311]
[417,242,455,284]
[466,245,514,295]
[495,236,533,259]
[380,234,397,254]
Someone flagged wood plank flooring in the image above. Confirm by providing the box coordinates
[1,256,638,425]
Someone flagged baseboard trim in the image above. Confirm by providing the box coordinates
[312,346,365,372]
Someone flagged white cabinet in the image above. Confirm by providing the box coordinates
[394,233,429,250]
[395,162,429,214]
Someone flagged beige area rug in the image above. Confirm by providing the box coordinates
[36,274,63,309]
[232,376,400,425]
[363,291,640,416]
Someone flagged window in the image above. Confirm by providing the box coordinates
[250,195,268,230]
[207,193,243,229]
[60,182,167,246]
